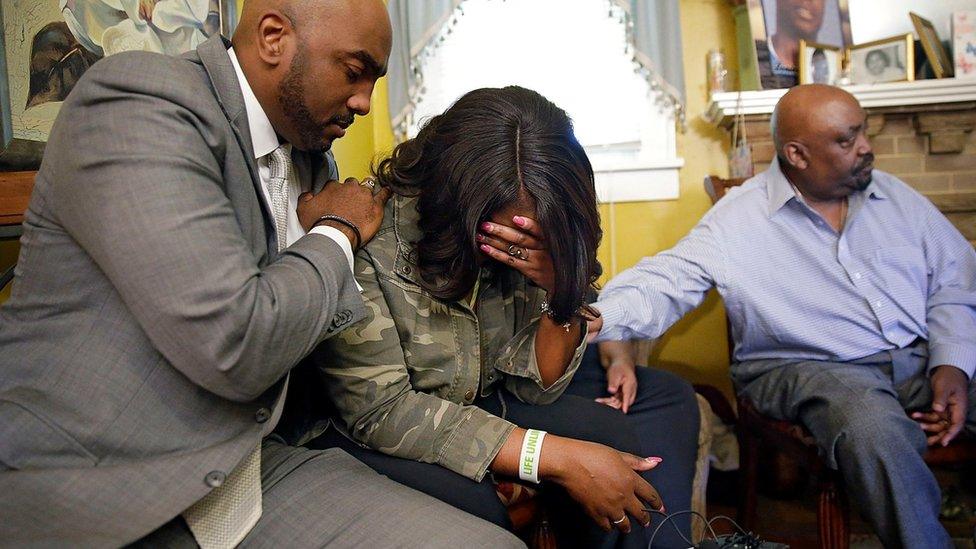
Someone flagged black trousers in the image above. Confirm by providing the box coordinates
[309,347,700,549]
[566,347,701,548]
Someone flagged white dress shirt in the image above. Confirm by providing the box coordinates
[227,47,356,277]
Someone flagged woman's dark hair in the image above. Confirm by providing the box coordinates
[373,86,602,324]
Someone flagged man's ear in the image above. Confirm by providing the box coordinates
[782,142,808,170]
[255,10,292,68]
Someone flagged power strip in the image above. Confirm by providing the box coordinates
[696,533,790,549]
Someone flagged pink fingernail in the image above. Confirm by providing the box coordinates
[480,244,492,253]
[481,222,493,232]
[513,216,527,227]
[476,233,486,242]
[646,457,663,463]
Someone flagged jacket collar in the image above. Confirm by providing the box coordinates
[194,35,289,259]
[391,195,424,286]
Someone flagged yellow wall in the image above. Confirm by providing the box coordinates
[627,0,736,395]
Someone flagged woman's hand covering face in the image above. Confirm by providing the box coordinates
[477,216,555,295]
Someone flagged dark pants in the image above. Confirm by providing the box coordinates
[310,347,700,549]
[566,346,701,548]
[733,343,976,549]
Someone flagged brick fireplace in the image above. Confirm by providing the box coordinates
[706,79,976,246]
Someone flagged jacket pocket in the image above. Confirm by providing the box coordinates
[0,401,98,469]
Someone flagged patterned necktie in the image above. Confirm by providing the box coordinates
[181,147,295,548]
[267,145,293,252]
[183,445,262,549]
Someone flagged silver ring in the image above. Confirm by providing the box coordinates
[612,515,626,525]
[360,177,376,190]
[507,244,526,260]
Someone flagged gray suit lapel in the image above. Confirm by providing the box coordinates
[195,36,277,260]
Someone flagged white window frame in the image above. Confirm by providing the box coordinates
[408,0,683,203]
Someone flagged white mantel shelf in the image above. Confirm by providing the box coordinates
[705,79,976,128]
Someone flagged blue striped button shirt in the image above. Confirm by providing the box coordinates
[596,158,976,378]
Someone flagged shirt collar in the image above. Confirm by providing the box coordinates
[766,156,800,216]
[228,47,280,160]
[765,156,888,217]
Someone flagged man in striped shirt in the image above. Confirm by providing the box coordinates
[590,84,976,548]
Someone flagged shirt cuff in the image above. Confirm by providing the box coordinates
[592,295,629,342]
[309,225,362,292]
[928,343,976,380]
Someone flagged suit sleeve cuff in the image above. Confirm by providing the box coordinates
[928,343,976,380]
[309,225,362,292]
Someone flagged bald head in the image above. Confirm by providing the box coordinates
[772,84,860,156]
[229,0,391,152]
[771,84,875,201]
[234,0,389,44]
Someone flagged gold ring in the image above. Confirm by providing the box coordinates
[612,515,626,525]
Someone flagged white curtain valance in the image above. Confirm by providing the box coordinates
[385,0,686,140]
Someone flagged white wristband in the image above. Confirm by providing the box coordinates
[518,429,547,484]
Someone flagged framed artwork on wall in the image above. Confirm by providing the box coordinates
[847,34,915,85]
[1,0,237,169]
[798,40,842,84]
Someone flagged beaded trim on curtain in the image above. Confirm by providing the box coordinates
[391,0,685,141]
[607,0,685,126]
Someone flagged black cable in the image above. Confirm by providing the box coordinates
[644,508,715,548]
[705,514,750,536]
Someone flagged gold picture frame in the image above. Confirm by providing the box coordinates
[846,34,915,85]
[910,11,953,78]
[798,40,843,84]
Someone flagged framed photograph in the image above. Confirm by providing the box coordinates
[798,40,842,84]
[911,11,954,79]
[1,0,237,169]
[739,0,853,90]
[847,34,914,85]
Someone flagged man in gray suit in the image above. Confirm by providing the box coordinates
[0,0,523,547]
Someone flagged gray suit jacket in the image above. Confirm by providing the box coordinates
[0,36,364,546]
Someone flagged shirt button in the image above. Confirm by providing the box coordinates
[464,389,475,401]
[401,265,411,275]
[875,300,883,308]
[205,471,226,488]
[255,407,271,423]
[853,272,862,280]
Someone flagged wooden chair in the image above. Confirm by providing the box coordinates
[737,396,976,549]
[0,171,35,291]
[704,174,976,548]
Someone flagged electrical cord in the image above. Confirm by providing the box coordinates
[644,509,768,549]
[644,508,713,548]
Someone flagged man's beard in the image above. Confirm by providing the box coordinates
[851,153,875,191]
[278,49,351,153]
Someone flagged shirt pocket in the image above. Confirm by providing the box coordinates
[871,245,928,319]
[391,286,463,394]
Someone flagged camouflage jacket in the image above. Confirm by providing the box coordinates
[319,195,586,481]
